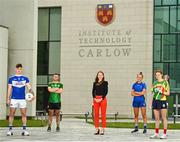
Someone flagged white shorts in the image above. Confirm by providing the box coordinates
[10,99,27,108]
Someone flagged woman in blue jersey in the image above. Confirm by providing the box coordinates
[131,72,147,133]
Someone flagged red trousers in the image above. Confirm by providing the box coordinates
[93,96,107,128]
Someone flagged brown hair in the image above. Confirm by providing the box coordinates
[16,63,22,68]
[137,72,143,78]
[95,71,105,83]
[53,73,60,81]
[155,70,163,75]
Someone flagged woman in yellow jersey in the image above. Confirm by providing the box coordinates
[149,70,170,139]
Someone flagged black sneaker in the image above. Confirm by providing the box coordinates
[143,129,147,134]
[56,126,60,132]
[131,129,138,133]
[47,126,51,132]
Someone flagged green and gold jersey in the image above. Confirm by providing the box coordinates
[151,80,170,101]
[48,82,63,103]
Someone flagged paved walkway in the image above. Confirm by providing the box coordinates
[0,118,180,141]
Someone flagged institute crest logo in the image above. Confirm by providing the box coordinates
[96,4,115,26]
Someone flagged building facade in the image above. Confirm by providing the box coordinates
[1,0,178,119]
[0,26,8,119]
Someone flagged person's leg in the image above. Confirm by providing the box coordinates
[100,98,107,134]
[55,109,60,131]
[20,108,27,131]
[131,107,139,133]
[153,109,160,136]
[141,107,147,133]
[48,109,54,128]
[19,99,29,135]
[8,107,16,131]
[93,100,100,134]
[7,99,18,136]
[160,108,167,138]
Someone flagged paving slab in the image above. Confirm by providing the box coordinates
[0,118,180,142]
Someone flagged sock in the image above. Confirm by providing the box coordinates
[22,124,26,130]
[144,124,147,129]
[164,129,167,135]
[155,128,159,134]
[135,123,138,130]
[9,124,13,131]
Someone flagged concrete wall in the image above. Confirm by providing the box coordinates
[39,0,153,118]
[0,26,8,119]
[0,0,38,116]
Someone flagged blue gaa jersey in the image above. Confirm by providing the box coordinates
[8,75,29,100]
[132,82,147,108]
[132,82,146,93]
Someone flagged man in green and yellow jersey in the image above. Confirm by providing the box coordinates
[47,73,63,132]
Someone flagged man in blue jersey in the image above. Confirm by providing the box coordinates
[6,63,35,136]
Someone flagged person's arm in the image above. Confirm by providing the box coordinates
[55,84,63,94]
[47,83,58,93]
[164,81,170,96]
[6,84,12,105]
[134,89,146,96]
[102,81,108,99]
[131,83,138,96]
[48,87,57,93]
[149,84,154,109]
[55,88,63,93]
[26,82,35,101]
[131,89,138,96]
[92,82,96,98]
[26,83,33,93]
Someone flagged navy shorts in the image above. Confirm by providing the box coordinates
[152,99,167,109]
[132,96,146,108]
[48,102,61,110]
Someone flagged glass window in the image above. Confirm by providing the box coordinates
[48,42,60,74]
[153,35,161,62]
[155,0,162,6]
[36,87,49,111]
[153,63,168,80]
[162,35,176,62]
[154,7,169,33]
[37,75,48,85]
[162,0,177,5]
[38,9,49,41]
[170,6,177,32]
[177,7,180,31]
[50,8,61,41]
[169,63,180,88]
[37,42,49,75]
[177,35,180,61]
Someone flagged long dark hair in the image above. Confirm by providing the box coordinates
[95,71,105,83]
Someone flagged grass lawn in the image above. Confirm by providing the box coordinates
[87,121,180,129]
[0,119,48,127]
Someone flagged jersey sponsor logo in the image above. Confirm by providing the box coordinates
[162,104,166,108]
[12,81,26,88]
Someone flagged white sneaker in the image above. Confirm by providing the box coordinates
[160,134,167,139]
[7,130,13,136]
[150,133,159,139]
[21,130,30,136]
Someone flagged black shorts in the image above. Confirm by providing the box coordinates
[48,102,61,110]
[152,99,168,109]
